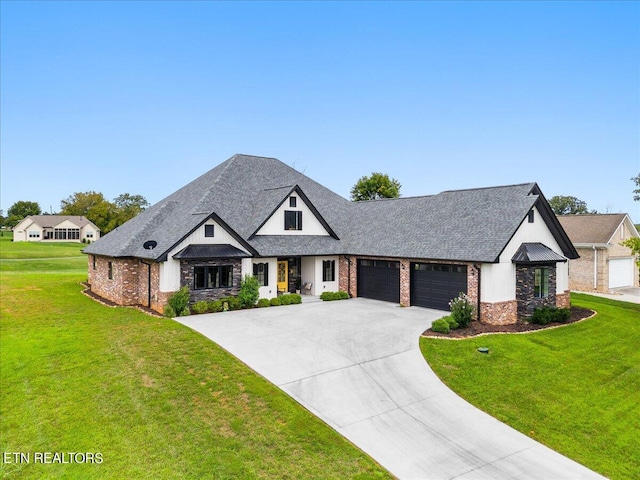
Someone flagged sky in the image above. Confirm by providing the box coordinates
[1,1,639,222]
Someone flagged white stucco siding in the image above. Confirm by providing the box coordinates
[12,218,34,242]
[159,218,251,292]
[255,194,330,236]
[482,206,569,302]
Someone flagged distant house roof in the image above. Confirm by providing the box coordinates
[84,154,578,263]
[557,214,637,245]
[512,243,567,264]
[17,215,98,229]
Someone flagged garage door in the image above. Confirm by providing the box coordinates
[411,263,467,310]
[357,259,400,303]
[609,258,634,289]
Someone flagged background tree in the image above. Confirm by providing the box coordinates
[5,201,42,228]
[548,195,594,215]
[632,174,640,202]
[350,172,401,201]
[113,193,150,222]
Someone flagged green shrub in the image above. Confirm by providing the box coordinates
[280,294,293,305]
[531,306,571,325]
[338,291,349,299]
[449,292,474,328]
[167,286,190,316]
[178,307,191,317]
[207,300,223,313]
[257,298,271,308]
[191,301,209,314]
[555,307,571,323]
[443,315,459,330]
[218,296,241,311]
[321,291,346,301]
[431,319,450,334]
[163,304,176,318]
[290,294,302,304]
[270,297,281,307]
[238,275,260,308]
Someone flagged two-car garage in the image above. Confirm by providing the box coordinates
[357,259,468,310]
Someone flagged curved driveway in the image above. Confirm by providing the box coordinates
[177,298,603,479]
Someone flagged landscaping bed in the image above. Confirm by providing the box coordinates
[423,306,594,338]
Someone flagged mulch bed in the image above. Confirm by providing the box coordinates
[422,306,595,339]
[80,282,164,318]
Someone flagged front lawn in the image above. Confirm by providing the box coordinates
[420,293,640,480]
[0,242,390,479]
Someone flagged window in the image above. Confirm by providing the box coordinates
[204,224,215,237]
[92,256,96,270]
[55,228,67,240]
[194,265,233,289]
[108,262,113,280]
[86,231,94,238]
[284,210,302,230]
[534,267,549,298]
[528,210,535,223]
[54,228,80,240]
[253,263,269,286]
[28,231,40,238]
[322,260,335,282]
[289,196,297,207]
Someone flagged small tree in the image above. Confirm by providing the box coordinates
[548,195,593,215]
[238,275,260,308]
[350,172,401,201]
[621,237,640,268]
[449,293,474,328]
[632,174,640,202]
[166,286,190,317]
[6,201,41,228]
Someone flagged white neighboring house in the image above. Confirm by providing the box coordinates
[13,215,100,243]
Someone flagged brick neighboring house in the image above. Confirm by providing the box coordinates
[84,154,578,324]
[558,214,640,292]
[13,215,100,243]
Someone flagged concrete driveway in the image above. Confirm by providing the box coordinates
[177,298,603,479]
[578,286,640,304]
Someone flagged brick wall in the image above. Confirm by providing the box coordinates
[568,247,607,292]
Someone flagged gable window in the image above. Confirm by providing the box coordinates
[108,262,113,280]
[253,262,269,286]
[528,210,534,223]
[284,210,302,230]
[534,267,549,298]
[289,196,297,208]
[204,224,215,237]
[194,265,233,289]
[322,260,335,282]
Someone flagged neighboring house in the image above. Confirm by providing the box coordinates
[557,214,639,292]
[13,215,100,243]
[84,154,578,324]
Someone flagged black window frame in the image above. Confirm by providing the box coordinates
[193,265,233,290]
[204,224,215,237]
[284,210,303,230]
[534,266,549,298]
[289,196,297,208]
[92,255,96,270]
[253,262,269,286]
[322,260,335,282]
[108,261,113,280]
[528,210,535,223]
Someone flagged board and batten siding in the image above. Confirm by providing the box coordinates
[481,206,568,303]
[254,194,330,236]
[159,219,251,292]
[301,256,339,296]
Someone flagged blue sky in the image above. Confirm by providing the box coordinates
[2,1,639,222]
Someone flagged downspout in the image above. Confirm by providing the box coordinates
[345,256,352,297]
[141,260,152,308]
[593,246,597,290]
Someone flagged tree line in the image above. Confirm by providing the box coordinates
[1,192,149,234]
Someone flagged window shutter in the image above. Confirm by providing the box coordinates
[331,260,335,281]
[297,211,302,230]
[253,263,258,276]
[264,263,269,286]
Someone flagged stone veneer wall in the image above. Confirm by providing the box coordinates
[179,258,242,304]
[516,264,557,317]
[480,301,518,325]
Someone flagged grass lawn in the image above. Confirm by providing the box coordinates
[0,238,390,479]
[420,293,640,480]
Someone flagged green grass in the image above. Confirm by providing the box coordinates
[420,293,640,480]
[0,241,390,479]
[0,235,86,259]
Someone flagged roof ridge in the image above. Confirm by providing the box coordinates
[441,182,535,194]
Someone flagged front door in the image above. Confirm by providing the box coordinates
[277,261,288,293]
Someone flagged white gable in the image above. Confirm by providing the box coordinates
[255,193,330,236]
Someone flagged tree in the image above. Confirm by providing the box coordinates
[5,201,41,228]
[113,193,149,223]
[632,174,640,202]
[548,195,593,215]
[350,172,401,201]
[621,237,640,268]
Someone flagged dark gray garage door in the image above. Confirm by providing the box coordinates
[411,263,467,310]
[358,259,400,303]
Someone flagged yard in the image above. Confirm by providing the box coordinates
[420,293,640,480]
[0,237,390,479]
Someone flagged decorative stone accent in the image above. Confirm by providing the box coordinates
[179,258,242,304]
[516,264,557,317]
[481,300,518,325]
[556,290,571,309]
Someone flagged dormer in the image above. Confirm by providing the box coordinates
[251,186,338,238]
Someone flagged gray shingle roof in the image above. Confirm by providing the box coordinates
[20,215,97,229]
[85,154,575,263]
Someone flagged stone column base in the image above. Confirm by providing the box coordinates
[556,290,571,309]
[480,300,518,325]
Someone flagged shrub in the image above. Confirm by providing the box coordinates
[555,307,571,323]
[449,292,474,328]
[191,301,209,314]
[280,294,293,305]
[163,304,176,318]
[531,306,571,325]
[442,315,459,330]
[289,294,302,304]
[178,307,191,317]
[167,287,190,316]
[338,291,349,299]
[207,300,223,313]
[257,298,271,308]
[270,297,281,307]
[321,291,347,301]
[431,319,450,334]
[219,296,241,311]
[238,275,260,308]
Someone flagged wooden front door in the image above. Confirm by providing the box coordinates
[277,261,288,293]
